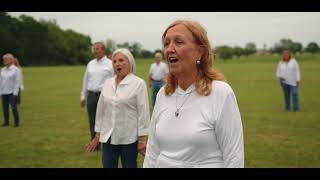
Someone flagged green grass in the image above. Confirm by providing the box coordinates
[0,54,319,167]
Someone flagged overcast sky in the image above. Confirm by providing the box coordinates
[8,12,320,51]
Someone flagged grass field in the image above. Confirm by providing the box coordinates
[0,54,319,167]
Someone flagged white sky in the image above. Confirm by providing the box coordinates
[9,12,320,51]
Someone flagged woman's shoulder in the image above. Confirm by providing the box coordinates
[130,74,147,86]
[211,80,234,96]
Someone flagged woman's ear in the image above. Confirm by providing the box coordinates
[198,46,205,60]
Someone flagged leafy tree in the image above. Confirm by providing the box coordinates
[305,42,320,53]
[243,42,257,56]
[215,45,234,60]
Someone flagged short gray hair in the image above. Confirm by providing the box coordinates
[112,48,136,74]
[92,41,106,52]
[2,53,15,60]
[155,52,162,59]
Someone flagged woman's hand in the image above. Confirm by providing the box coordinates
[86,135,100,152]
[137,136,146,156]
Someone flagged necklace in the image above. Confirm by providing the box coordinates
[175,90,194,117]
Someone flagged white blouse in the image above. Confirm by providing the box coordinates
[95,73,150,145]
[149,62,168,81]
[143,80,244,168]
[276,58,301,86]
[0,65,21,96]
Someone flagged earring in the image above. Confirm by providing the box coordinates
[196,60,201,65]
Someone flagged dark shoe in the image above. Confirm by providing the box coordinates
[2,123,9,127]
[14,125,19,128]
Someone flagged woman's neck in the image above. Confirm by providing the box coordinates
[115,74,128,88]
[116,76,123,87]
[177,73,196,91]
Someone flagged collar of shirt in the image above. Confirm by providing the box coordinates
[5,64,15,70]
[94,56,109,63]
[176,83,196,95]
[111,73,134,90]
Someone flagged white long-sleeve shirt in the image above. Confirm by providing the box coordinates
[143,80,244,168]
[80,56,114,101]
[276,58,301,86]
[17,68,24,90]
[149,62,168,81]
[95,73,150,145]
[0,64,21,96]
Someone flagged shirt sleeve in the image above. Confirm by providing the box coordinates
[94,87,105,134]
[13,68,21,96]
[19,69,24,90]
[295,60,301,82]
[137,80,150,136]
[80,65,89,101]
[215,88,244,168]
[143,90,161,168]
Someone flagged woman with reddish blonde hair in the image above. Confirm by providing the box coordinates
[143,20,244,168]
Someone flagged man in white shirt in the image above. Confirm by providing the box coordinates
[1,53,21,127]
[80,42,114,150]
[276,50,301,112]
[149,52,168,108]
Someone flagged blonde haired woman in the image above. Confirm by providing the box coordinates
[143,20,244,168]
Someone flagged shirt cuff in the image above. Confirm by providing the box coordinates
[138,129,149,136]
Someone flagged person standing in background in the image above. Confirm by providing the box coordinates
[149,52,168,109]
[80,42,114,150]
[276,50,301,112]
[1,53,21,127]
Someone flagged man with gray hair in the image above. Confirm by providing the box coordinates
[80,42,114,150]
[149,52,168,108]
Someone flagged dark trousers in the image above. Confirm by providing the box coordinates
[2,94,20,126]
[86,93,100,140]
[152,80,163,108]
[102,138,138,168]
[280,80,299,112]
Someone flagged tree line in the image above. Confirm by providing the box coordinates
[0,13,163,66]
[215,39,320,60]
[0,12,92,66]
[1,12,319,65]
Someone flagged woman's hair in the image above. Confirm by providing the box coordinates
[2,53,14,60]
[112,48,136,74]
[14,57,21,68]
[162,20,224,96]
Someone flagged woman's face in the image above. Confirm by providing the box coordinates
[3,57,12,66]
[113,53,130,79]
[163,24,202,77]
[282,51,291,61]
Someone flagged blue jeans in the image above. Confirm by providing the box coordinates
[280,80,299,112]
[2,94,20,126]
[87,93,100,140]
[152,80,163,108]
[102,138,138,168]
